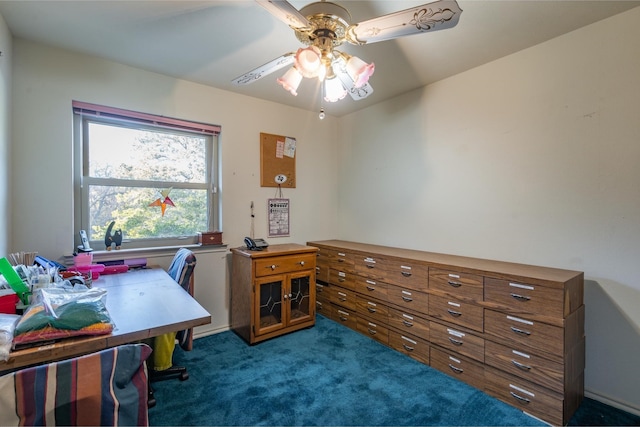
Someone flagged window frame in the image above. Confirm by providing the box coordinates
[72,101,221,250]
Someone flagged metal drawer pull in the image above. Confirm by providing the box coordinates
[401,271,412,277]
[366,286,376,291]
[448,280,462,287]
[402,320,413,327]
[339,316,348,321]
[510,392,531,404]
[402,296,413,302]
[339,297,347,302]
[402,344,414,351]
[511,293,531,301]
[338,259,344,262]
[339,278,345,282]
[448,364,464,374]
[511,327,531,336]
[367,328,377,335]
[366,264,375,269]
[448,337,463,346]
[368,307,377,313]
[511,360,532,371]
[447,309,462,317]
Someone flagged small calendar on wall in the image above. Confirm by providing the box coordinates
[268,198,290,237]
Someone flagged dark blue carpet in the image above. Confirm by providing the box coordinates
[149,315,551,426]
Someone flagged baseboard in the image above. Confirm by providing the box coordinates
[585,388,640,417]
[194,325,229,339]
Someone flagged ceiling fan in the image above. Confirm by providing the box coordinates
[232,0,463,105]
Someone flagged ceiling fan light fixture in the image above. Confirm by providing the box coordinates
[345,55,375,88]
[277,67,303,96]
[324,75,348,103]
[295,46,323,78]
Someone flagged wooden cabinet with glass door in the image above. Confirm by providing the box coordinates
[231,243,318,344]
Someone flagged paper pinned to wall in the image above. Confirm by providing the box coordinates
[284,137,296,158]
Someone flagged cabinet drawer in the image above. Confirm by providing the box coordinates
[389,331,430,365]
[357,316,389,345]
[329,268,356,290]
[254,254,315,277]
[316,299,332,317]
[332,307,357,330]
[429,294,484,333]
[431,346,485,391]
[316,282,329,301]
[387,284,429,314]
[330,286,357,311]
[355,277,388,301]
[484,367,564,426]
[485,277,564,320]
[485,340,564,394]
[356,296,389,325]
[485,310,563,362]
[356,255,428,290]
[327,250,355,272]
[429,268,483,301]
[314,248,330,284]
[388,308,429,341]
[429,322,484,363]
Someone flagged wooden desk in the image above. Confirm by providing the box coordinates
[0,268,211,372]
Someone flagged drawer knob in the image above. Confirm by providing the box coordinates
[447,309,462,317]
[299,261,305,266]
[510,391,531,404]
[268,264,278,270]
[511,360,532,371]
[510,326,532,336]
[448,364,464,374]
[511,293,531,302]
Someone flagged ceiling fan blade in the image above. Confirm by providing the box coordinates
[336,71,374,101]
[255,0,310,30]
[232,53,295,85]
[347,0,462,45]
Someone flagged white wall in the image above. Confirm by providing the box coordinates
[338,7,640,414]
[0,13,11,255]
[9,39,339,334]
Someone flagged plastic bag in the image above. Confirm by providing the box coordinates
[12,287,114,348]
[0,313,20,361]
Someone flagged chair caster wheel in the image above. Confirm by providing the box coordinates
[179,371,189,381]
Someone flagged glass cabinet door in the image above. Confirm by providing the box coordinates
[287,271,314,326]
[255,276,284,336]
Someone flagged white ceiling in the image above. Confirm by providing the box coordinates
[1,0,638,117]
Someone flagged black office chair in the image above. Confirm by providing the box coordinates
[148,248,196,407]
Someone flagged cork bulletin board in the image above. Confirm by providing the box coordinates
[260,132,296,188]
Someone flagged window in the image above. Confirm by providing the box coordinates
[73,102,221,250]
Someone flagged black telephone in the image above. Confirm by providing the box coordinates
[244,237,269,251]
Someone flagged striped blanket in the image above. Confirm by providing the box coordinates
[0,343,151,426]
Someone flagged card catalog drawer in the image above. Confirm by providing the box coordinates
[389,331,430,365]
[388,308,429,341]
[356,296,389,325]
[484,367,564,426]
[485,277,564,320]
[485,340,564,394]
[330,286,357,311]
[429,294,484,333]
[332,307,357,330]
[429,322,484,363]
[357,317,389,345]
[485,309,563,362]
[316,282,330,303]
[327,249,355,272]
[431,346,485,390]
[329,268,356,290]
[387,284,429,314]
[355,277,388,301]
[429,268,483,301]
[316,300,332,317]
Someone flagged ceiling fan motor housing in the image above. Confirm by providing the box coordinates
[295,1,352,49]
